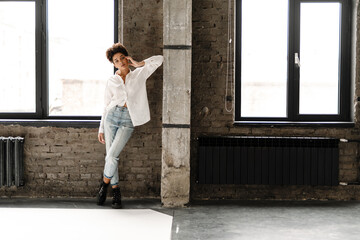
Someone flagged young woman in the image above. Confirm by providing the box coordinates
[97,43,163,208]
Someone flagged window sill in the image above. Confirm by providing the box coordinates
[0,119,100,128]
[234,121,355,128]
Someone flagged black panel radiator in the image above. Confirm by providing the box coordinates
[197,137,339,186]
[0,137,25,187]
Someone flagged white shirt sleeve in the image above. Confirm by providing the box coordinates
[98,55,163,133]
[137,55,164,85]
[99,81,112,134]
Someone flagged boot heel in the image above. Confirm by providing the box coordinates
[112,187,122,209]
[96,181,109,205]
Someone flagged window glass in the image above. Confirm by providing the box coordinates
[241,0,288,117]
[299,3,340,114]
[0,2,36,113]
[48,0,114,116]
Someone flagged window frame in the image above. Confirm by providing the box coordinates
[0,0,119,121]
[235,0,352,123]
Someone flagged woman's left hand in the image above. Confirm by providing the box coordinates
[126,56,145,68]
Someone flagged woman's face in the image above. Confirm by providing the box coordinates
[112,52,129,71]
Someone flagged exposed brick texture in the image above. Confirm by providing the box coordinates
[2,0,360,201]
[0,124,162,198]
[0,0,163,199]
[190,0,360,200]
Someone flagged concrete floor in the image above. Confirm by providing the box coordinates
[1,198,360,240]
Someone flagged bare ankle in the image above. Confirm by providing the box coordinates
[103,177,110,184]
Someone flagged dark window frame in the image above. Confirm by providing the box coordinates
[235,0,352,123]
[0,0,118,121]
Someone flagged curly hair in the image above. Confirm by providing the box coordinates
[106,43,129,63]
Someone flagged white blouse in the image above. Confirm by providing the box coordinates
[99,55,164,133]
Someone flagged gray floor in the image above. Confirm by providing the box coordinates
[1,198,360,240]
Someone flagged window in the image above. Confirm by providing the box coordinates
[0,1,36,113]
[235,0,351,122]
[0,0,118,120]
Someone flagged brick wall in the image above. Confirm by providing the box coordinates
[122,0,164,197]
[0,123,162,198]
[2,0,360,201]
[0,0,163,199]
[191,0,360,200]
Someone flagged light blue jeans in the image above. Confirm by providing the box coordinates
[103,106,134,186]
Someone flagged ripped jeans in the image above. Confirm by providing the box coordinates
[103,106,134,186]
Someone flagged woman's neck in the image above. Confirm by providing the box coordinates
[117,68,130,80]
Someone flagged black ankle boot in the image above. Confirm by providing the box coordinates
[112,187,122,209]
[96,181,109,205]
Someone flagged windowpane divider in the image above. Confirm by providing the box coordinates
[0,0,119,123]
[235,0,351,123]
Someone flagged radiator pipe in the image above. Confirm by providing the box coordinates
[340,139,360,143]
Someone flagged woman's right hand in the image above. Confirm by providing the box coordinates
[98,133,105,144]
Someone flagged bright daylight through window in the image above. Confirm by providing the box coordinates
[236,0,350,122]
[241,0,288,118]
[0,0,116,119]
[299,3,340,115]
[0,2,36,113]
[48,0,114,116]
